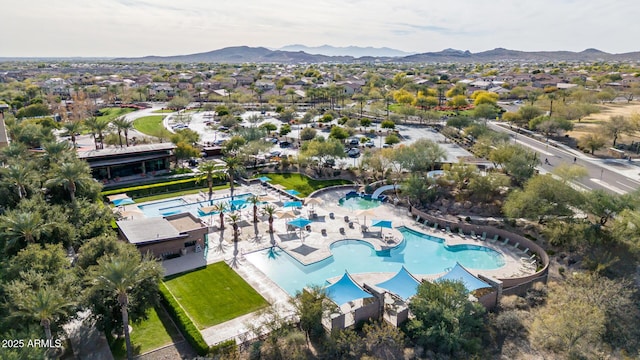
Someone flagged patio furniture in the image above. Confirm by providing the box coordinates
[445,226,452,235]
[306,225,311,232]
[431,223,439,231]
[502,238,510,245]
[348,222,355,229]
[321,228,327,236]
[344,215,349,222]
[480,232,487,241]
[361,225,368,233]
[329,212,335,219]
[339,227,346,235]
[458,228,465,237]
[490,234,500,243]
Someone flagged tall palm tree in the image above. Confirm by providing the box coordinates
[111,117,134,147]
[0,210,50,252]
[262,204,277,234]
[45,160,93,202]
[62,121,83,148]
[89,254,159,360]
[223,156,243,201]
[1,163,37,199]
[17,286,74,344]
[84,117,111,150]
[197,161,224,201]
[247,195,261,223]
[212,201,229,229]
[1,142,29,163]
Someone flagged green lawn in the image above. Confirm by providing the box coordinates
[163,263,269,329]
[109,306,181,359]
[257,173,352,197]
[133,115,169,138]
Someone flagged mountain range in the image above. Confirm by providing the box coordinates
[112,46,640,63]
[277,44,413,57]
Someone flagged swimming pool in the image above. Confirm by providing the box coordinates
[245,226,505,295]
[338,195,382,210]
[138,193,252,218]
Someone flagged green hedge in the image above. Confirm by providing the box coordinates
[158,282,210,356]
[101,177,225,199]
[209,339,238,358]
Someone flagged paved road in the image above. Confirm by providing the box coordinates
[487,122,640,194]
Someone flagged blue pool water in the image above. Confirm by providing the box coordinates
[338,196,381,210]
[245,226,505,295]
[138,193,252,218]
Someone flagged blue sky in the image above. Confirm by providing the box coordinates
[3,0,638,57]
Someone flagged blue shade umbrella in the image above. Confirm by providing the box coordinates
[287,217,312,228]
[371,219,392,237]
[371,220,392,229]
[285,189,300,196]
[113,198,135,206]
[258,176,272,182]
[283,201,303,208]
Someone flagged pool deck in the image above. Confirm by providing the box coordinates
[123,184,538,346]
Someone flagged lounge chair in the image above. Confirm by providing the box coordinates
[306,225,312,232]
[445,226,452,235]
[415,215,422,223]
[458,228,465,237]
[480,232,487,241]
[361,225,368,233]
[321,228,327,236]
[339,227,346,235]
[490,234,499,243]
[431,223,439,231]
[520,253,536,261]
[502,238,510,245]
[329,212,335,219]
[513,242,520,249]
[522,247,530,255]
[348,222,355,229]
[344,215,349,223]
[470,230,477,239]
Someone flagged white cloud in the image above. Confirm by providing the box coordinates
[1,0,639,57]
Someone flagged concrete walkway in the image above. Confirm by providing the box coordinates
[64,310,114,360]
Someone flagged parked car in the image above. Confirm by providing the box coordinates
[266,137,278,144]
[279,141,291,148]
[269,150,282,158]
[382,143,392,148]
[324,158,336,167]
[365,141,375,148]
[347,148,361,158]
[348,138,359,146]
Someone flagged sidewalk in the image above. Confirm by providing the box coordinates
[64,310,114,360]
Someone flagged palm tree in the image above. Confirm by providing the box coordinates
[89,254,159,360]
[262,204,277,234]
[0,210,50,252]
[111,116,129,148]
[84,117,111,150]
[17,286,74,344]
[223,156,244,201]
[45,160,93,202]
[1,142,29,163]
[197,161,224,201]
[1,163,37,199]
[42,141,72,167]
[247,195,261,223]
[226,213,241,243]
[62,121,83,148]
[212,201,229,229]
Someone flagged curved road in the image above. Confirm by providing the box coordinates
[487,122,640,194]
